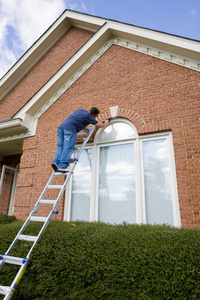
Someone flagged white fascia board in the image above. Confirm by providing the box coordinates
[14,18,200,121]
[0,11,106,102]
[0,19,69,102]
[1,9,199,103]
[14,22,111,118]
[0,118,29,137]
[64,10,106,30]
[108,21,200,61]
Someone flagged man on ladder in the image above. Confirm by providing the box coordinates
[0,107,109,299]
[52,107,109,173]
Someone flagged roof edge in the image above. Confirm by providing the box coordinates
[0,9,199,105]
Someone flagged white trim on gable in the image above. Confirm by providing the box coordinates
[1,33,199,143]
[1,10,200,103]
[0,10,106,102]
[15,36,200,121]
[0,10,200,145]
[114,38,200,71]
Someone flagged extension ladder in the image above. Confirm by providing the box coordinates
[0,126,95,300]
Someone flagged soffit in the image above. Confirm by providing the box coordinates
[0,119,29,138]
[0,139,23,158]
[0,119,27,158]
[108,23,200,61]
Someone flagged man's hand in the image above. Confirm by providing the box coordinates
[102,120,110,125]
[96,119,110,128]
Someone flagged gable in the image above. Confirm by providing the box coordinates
[37,42,199,124]
[0,10,200,146]
[0,27,94,121]
[13,35,200,121]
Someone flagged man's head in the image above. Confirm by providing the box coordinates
[89,107,100,118]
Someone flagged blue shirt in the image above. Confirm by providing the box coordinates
[59,109,98,134]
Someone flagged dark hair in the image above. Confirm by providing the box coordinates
[89,107,100,116]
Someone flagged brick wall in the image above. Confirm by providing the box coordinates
[0,27,93,120]
[13,41,200,227]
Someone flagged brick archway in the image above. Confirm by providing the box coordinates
[97,107,146,133]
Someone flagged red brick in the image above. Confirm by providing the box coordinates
[0,32,199,228]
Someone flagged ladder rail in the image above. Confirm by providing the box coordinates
[0,125,96,299]
[26,211,53,260]
[3,171,57,259]
[34,171,57,210]
[24,127,96,260]
[1,209,35,261]
[74,126,95,162]
[25,178,70,261]
[3,260,29,300]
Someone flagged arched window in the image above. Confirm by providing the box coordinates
[97,121,137,142]
[95,120,137,224]
[64,119,180,227]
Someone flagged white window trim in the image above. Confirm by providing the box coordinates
[64,145,93,222]
[0,165,19,216]
[8,165,19,216]
[94,118,138,144]
[64,120,181,227]
[95,139,137,223]
[139,132,180,227]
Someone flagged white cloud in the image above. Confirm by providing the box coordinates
[106,161,135,179]
[0,0,89,79]
[156,146,167,159]
[81,1,88,12]
[190,8,197,15]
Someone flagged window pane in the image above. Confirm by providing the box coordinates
[142,139,174,225]
[99,123,137,142]
[70,148,92,221]
[98,143,136,224]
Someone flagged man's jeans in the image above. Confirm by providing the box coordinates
[52,128,76,169]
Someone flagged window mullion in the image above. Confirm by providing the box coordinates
[90,144,98,221]
[135,138,143,224]
[139,139,147,224]
[167,134,181,227]
[63,167,73,221]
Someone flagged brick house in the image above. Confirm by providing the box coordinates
[0,10,199,228]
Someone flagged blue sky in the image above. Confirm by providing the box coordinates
[0,0,199,78]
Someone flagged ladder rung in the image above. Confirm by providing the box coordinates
[47,185,63,189]
[18,235,38,242]
[54,172,69,176]
[39,200,57,204]
[30,216,48,222]
[1,255,27,266]
[0,126,96,298]
[0,285,10,295]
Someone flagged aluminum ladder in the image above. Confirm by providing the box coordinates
[0,126,95,300]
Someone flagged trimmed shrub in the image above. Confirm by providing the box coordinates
[0,221,200,299]
[0,214,17,225]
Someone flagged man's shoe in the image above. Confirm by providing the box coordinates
[51,163,58,172]
[57,168,69,173]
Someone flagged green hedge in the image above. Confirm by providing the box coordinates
[0,221,200,299]
[0,214,17,225]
